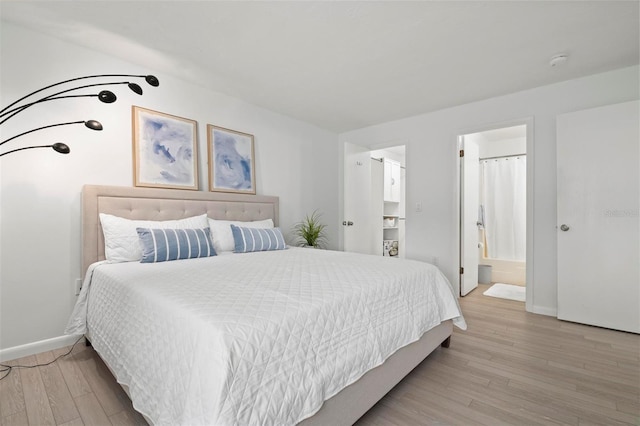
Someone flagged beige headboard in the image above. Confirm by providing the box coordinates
[82,185,279,275]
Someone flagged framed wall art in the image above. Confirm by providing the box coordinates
[132,106,199,190]
[207,124,256,194]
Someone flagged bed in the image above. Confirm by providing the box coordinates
[66,184,466,425]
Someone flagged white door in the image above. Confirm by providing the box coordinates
[371,159,384,255]
[461,136,480,296]
[557,100,639,333]
[383,159,401,202]
[343,142,374,254]
[399,166,406,258]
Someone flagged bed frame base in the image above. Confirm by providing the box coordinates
[441,335,451,348]
[299,320,453,426]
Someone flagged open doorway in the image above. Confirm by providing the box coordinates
[343,143,406,257]
[371,146,406,258]
[459,124,527,303]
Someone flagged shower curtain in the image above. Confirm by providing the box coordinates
[480,155,526,261]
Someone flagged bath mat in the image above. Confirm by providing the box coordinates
[483,283,525,302]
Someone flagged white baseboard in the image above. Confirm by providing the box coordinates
[0,335,82,362]
[531,305,557,317]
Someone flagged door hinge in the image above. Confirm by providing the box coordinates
[460,266,464,274]
[459,149,464,157]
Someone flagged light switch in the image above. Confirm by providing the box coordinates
[415,202,423,212]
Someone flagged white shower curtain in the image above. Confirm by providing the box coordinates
[480,156,526,261]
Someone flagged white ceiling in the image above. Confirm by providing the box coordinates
[1,1,638,133]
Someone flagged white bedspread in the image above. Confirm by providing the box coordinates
[66,248,466,425]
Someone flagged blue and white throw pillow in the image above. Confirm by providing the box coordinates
[230,225,287,253]
[137,227,216,263]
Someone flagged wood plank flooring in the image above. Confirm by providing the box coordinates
[1,282,638,425]
[0,343,145,426]
[356,283,640,426]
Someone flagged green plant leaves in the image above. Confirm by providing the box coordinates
[293,210,328,248]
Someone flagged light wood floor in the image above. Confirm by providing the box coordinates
[357,284,640,426]
[1,283,638,425]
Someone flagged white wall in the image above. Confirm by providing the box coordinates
[340,65,639,316]
[0,22,339,353]
[479,136,526,159]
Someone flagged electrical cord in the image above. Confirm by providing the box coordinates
[0,336,84,380]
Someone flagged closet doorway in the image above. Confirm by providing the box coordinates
[343,143,406,257]
[458,123,528,303]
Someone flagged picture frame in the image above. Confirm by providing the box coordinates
[132,106,199,190]
[207,124,256,194]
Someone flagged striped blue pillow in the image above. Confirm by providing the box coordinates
[136,227,216,263]
[230,225,287,253]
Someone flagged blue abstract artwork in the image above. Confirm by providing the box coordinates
[134,107,198,190]
[208,125,255,194]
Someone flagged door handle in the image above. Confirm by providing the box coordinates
[560,224,570,232]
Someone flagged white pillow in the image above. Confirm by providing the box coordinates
[99,213,209,263]
[208,218,274,253]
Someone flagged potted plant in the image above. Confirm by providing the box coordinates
[294,210,328,248]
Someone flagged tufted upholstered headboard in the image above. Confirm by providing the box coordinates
[82,185,279,275]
